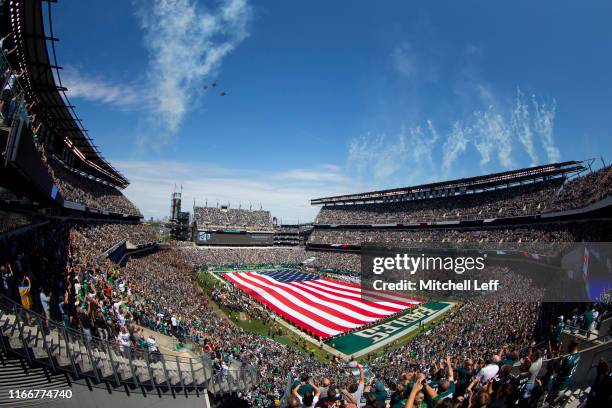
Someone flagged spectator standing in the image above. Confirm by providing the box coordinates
[477,355,500,384]
[292,380,321,408]
[546,341,581,404]
[1,263,13,298]
[39,287,51,320]
[18,276,32,310]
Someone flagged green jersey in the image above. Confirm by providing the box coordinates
[553,322,565,341]
[583,311,594,331]
[554,352,581,390]
[291,381,313,397]
[433,381,455,404]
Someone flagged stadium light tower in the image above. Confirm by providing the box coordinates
[171,186,182,222]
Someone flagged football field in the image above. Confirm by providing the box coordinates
[218,269,454,358]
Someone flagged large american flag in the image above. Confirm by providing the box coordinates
[222,270,420,339]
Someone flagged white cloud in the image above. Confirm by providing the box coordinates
[408,120,438,164]
[62,66,153,111]
[350,90,561,185]
[136,0,251,139]
[532,95,561,162]
[347,132,408,183]
[118,160,354,223]
[512,89,538,165]
[391,41,438,83]
[62,0,251,146]
[442,121,469,171]
[472,105,513,168]
[274,168,352,184]
[347,121,440,187]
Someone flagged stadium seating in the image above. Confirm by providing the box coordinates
[75,223,159,252]
[0,211,32,234]
[194,206,274,231]
[314,167,612,225]
[46,157,141,216]
[307,222,606,245]
[548,166,612,212]
[0,298,257,395]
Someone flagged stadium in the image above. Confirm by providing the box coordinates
[1,1,611,408]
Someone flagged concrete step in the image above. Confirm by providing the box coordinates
[1,309,251,395]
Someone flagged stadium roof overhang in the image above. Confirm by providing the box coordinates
[7,0,129,188]
[311,161,586,205]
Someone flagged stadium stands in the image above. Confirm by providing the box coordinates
[75,222,159,252]
[274,224,313,246]
[548,166,612,212]
[316,179,564,224]
[0,210,32,234]
[308,221,608,246]
[45,156,141,216]
[194,206,274,231]
[313,166,612,225]
[181,246,307,268]
[1,28,138,218]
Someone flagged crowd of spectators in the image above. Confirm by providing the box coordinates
[114,249,339,405]
[0,210,32,234]
[307,252,361,274]
[204,263,608,407]
[548,166,612,212]
[315,166,612,226]
[316,180,563,225]
[180,246,308,269]
[1,220,609,407]
[0,222,324,406]
[0,222,161,366]
[45,156,141,216]
[307,221,610,256]
[194,206,274,231]
[75,222,159,252]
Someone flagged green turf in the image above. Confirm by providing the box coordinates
[323,301,451,355]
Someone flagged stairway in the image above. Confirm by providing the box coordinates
[0,300,257,398]
[0,350,71,406]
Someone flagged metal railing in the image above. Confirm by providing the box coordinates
[563,324,611,348]
[0,293,257,396]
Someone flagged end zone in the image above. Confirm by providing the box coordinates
[324,300,455,358]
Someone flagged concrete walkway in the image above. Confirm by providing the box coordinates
[137,326,195,359]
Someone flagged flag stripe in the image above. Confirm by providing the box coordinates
[224,273,341,337]
[319,278,417,304]
[251,273,382,322]
[301,280,410,309]
[289,281,400,316]
[240,273,363,328]
[222,271,420,339]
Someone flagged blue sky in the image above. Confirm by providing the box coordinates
[50,0,612,221]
